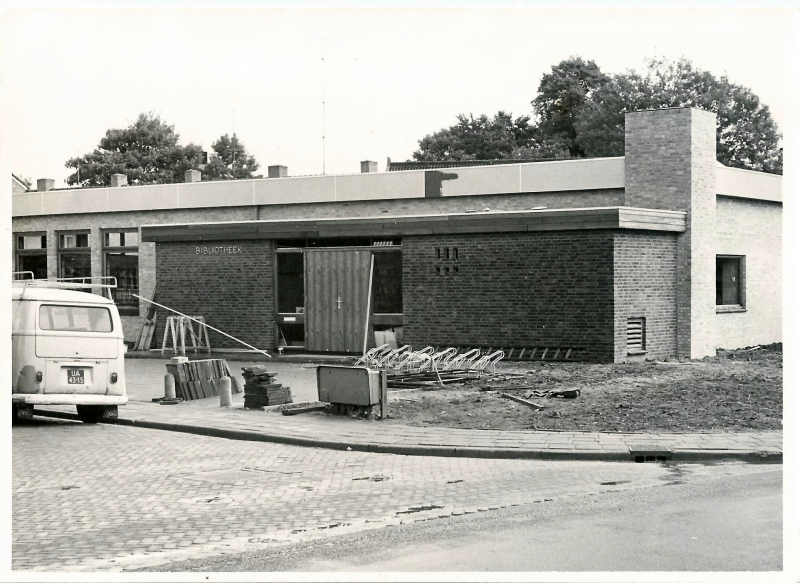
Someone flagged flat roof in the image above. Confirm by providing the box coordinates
[141,206,687,242]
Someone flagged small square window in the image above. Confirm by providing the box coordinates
[716,256,745,307]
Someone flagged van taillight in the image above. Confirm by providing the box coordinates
[35,371,43,383]
[110,373,118,384]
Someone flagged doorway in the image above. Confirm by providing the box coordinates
[304,249,372,352]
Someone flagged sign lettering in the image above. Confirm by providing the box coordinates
[195,245,244,255]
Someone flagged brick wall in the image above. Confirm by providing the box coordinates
[257,189,624,220]
[12,206,257,341]
[613,232,678,362]
[714,196,782,348]
[402,231,616,361]
[154,240,275,351]
[625,107,717,359]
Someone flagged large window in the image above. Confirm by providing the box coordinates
[372,251,402,314]
[58,231,91,280]
[39,304,113,332]
[16,233,48,279]
[104,229,139,315]
[276,252,305,313]
[716,256,745,309]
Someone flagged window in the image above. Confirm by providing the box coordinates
[58,231,91,280]
[59,233,90,249]
[39,304,113,333]
[277,252,305,313]
[716,256,745,309]
[16,233,48,279]
[372,251,402,314]
[104,229,139,316]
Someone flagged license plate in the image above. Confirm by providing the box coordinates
[67,369,85,384]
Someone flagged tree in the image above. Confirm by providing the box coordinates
[532,57,610,157]
[574,58,783,174]
[201,134,262,181]
[65,112,204,187]
[412,111,538,162]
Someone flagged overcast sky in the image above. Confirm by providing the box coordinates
[0,6,796,187]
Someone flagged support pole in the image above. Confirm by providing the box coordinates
[379,370,388,420]
[362,253,375,356]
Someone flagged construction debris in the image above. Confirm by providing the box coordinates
[165,358,240,401]
[280,402,327,416]
[499,393,547,410]
[242,366,293,409]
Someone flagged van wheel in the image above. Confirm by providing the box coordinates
[12,404,33,424]
[76,405,103,424]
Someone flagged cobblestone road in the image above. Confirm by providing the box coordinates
[12,417,777,572]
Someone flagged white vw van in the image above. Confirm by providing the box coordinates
[12,281,128,423]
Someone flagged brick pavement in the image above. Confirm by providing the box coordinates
[12,418,778,572]
[35,396,783,463]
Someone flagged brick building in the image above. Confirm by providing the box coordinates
[11,107,782,362]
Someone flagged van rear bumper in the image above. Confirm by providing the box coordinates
[12,394,127,406]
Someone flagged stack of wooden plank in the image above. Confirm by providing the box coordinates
[242,366,292,409]
[165,358,241,401]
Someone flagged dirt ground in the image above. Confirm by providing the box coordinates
[376,345,783,433]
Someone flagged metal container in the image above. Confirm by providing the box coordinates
[317,365,381,406]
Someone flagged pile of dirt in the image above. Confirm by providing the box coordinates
[379,346,782,433]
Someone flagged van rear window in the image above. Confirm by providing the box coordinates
[39,304,113,332]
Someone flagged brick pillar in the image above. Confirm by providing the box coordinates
[624,107,717,359]
[47,228,58,279]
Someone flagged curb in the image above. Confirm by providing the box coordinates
[32,409,782,464]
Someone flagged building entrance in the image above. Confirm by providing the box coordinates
[304,249,372,352]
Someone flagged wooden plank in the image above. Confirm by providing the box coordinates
[499,393,546,410]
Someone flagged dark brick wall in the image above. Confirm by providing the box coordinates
[613,232,678,362]
[402,231,616,361]
[154,240,275,351]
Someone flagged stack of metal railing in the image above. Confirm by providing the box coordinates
[355,345,505,389]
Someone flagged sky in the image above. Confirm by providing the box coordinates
[0,6,796,187]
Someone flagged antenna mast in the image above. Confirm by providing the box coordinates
[232,82,237,176]
[322,36,326,175]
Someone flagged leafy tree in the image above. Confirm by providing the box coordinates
[574,58,783,174]
[532,57,610,157]
[413,111,538,161]
[202,133,262,180]
[65,112,204,187]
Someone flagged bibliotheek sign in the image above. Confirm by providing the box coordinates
[196,245,243,255]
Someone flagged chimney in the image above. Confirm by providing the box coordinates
[110,174,128,188]
[268,165,288,178]
[360,160,378,173]
[37,178,55,192]
[185,169,201,183]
